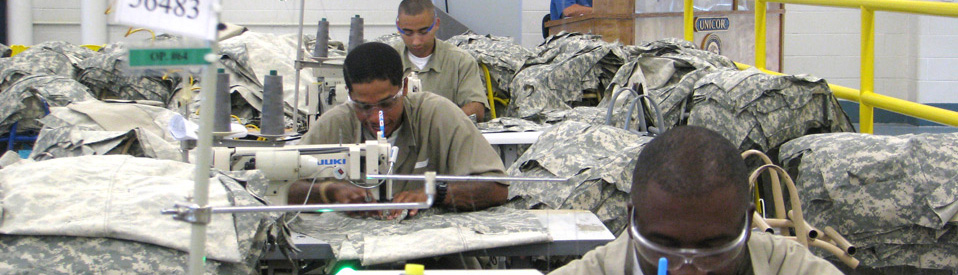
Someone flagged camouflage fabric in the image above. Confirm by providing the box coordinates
[29,101,183,161]
[507,32,629,119]
[779,132,958,269]
[0,43,10,58]
[447,33,533,98]
[76,43,179,104]
[0,41,95,92]
[478,117,545,133]
[371,33,402,48]
[0,74,96,136]
[505,121,653,234]
[688,68,855,152]
[289,206,549,266]
[0,155,280,273]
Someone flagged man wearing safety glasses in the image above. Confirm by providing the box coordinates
[392,0,488,121]
[289,42,508,220]
[551,126,841,275]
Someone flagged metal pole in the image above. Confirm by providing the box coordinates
[292,0,306,131]
[188,1,221,273]
[80,0,108,45]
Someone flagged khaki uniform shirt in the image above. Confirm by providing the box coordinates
[549,231,844,275]
[394,39,490,109]
[301,92,505,192]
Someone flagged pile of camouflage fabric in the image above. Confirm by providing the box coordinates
[0,154,283,274]
[29,100,183,161]
[447,33,533,107]
[780,133,958,270]
[506,121,653,235]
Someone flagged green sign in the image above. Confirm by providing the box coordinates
[128,48,212,67]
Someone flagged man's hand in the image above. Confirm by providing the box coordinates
[386,189,428,220]
[326,182,380,218]
[562,4,593,17]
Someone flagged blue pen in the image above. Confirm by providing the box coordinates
[658,257,668,275]
[378,110,385,139]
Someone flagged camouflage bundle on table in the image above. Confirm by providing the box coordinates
[0,155,282,274]
[688,68,855,152]
[29,101,183,161]
[507,32,629,119]
[779,133,958,270]
[0,41,94,92]
[477,117,546,133]
[447,33,533,100]
[0,75,96,137]
[76,43,179,104]
[506,121,653,234]
[604,38,736,132]
[290,207,549,266]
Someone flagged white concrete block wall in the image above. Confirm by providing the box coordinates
[782,3,957,105]
[521,0,551,49]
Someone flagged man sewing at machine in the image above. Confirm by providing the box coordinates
[288,42,508,219]
[392,0,488,121]
[550,126,842,275]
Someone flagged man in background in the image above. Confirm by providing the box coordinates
[393,0,488,121]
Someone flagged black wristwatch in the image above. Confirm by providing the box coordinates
[434,181,448,207]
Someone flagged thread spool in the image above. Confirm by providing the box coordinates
[348,15,364,52]
[214,68,231,133]
[261,70,284,136]
[313,18,329,58]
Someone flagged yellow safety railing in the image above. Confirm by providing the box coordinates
[683,0,958,133]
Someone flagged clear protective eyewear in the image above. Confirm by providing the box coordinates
[628,208,749,272]
[347,88,403,114]
[396,16,437,36]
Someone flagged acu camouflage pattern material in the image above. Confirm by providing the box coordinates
[688,68,855,152]
[0,41,95,92]
[0,155,281,274]
[289,207,549,266]
[478,117,546,133]
[76,43,179,103]
[779,133,958,269]
[505,121,653,234]
[447,33,533,98]
[29,101,183,161]
[0,74,96,136]
[507,32,628,119]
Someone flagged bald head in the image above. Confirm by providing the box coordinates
[631,126,749,203]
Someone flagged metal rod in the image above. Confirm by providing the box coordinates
[292,0,305,131]
[366,174,568,182]
[211,200,432,214]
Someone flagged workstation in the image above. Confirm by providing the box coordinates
[1,0,958,274]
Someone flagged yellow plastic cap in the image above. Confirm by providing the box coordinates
[404,263,425,275]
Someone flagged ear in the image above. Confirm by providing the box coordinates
[435,17,441,30]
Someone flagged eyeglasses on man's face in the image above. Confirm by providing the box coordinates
[628,208,749,272]
[347,88,403,114]
[396,16,437,37]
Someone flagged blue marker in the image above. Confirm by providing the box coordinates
[378,110,385,139]
[657,257,668,275]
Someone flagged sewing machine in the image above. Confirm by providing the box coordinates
[211,137,398,205]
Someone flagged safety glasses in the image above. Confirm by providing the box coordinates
[628,208,748,272]
[396,16,437,37]
[347,88,403,114]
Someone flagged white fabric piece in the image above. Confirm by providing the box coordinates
[0,155,243,263]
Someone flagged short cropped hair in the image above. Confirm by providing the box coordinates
[342,42,403,91]
[399,0,436,17]
[631,126,749,201]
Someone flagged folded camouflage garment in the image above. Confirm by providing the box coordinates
[0,155,278,274]
[447,33,532,99]
[0,75,97,137]
[780,132,958,269]
[30,101,182,161]
[507,121,653,234]
[689,68,855,152]
[290,207,549,266]
[0,41,95,92]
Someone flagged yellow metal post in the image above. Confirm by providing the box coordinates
[860,7,875,134]
[685,0,694,42]
[755,0,767,70]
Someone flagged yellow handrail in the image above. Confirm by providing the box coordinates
[685,0,958,132]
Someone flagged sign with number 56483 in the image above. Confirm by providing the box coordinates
[113,0,217,41]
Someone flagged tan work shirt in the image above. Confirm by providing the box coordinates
[301,91,505,192]
[394,39,489,109]
[549,231,844,275]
